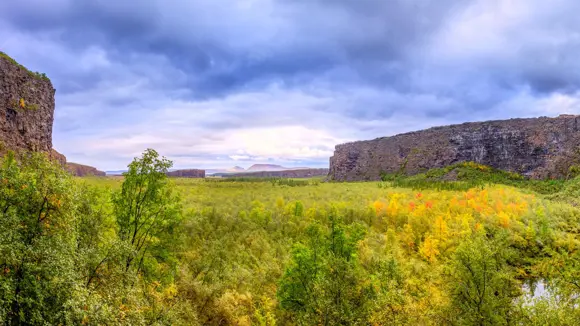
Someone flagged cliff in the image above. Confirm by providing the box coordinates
[224,168,329,178]
[0,51,106,175]
[167,169,205,178]
[49,149,67,165]
[66,162,106,177]
[329,115,580,181]
[0,52,55,154]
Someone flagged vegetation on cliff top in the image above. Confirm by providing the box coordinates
[0,51,50,82]
[381,161,567,194]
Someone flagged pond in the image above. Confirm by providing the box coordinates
[520,279,550,305]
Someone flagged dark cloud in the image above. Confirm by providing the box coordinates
[1,0,580,169]
[0,0,473,97]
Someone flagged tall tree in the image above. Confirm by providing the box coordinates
[0,152,78,325]
[113,149,181,280]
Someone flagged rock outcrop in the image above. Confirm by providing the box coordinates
[49,149,67,166]
[166,169,205,178]
[0,51,106,176]
[329,115,580,181]
[0,52,55,154]
[66,162,106,177]
[224,168,329,178]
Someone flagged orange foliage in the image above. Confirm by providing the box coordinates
[373,201,386,216]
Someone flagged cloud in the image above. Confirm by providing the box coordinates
[1,0,580,170]
[427,0,580,94]
[54,85,350,170]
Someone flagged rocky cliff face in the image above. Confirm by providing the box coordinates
[0,52,105,176]
[329,115,580,181]
[0,52,55,154]
[66,162,106,177]
[166,169,205,178]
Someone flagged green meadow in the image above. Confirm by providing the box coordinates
[3,151,580,325]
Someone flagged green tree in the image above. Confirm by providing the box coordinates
[0,149,184,325]
[69,183,130,325]
[445,233,519,325]
[277,216,373,325]
[113,149,182,281]
[0,152,80,325]
[368,257,409,325]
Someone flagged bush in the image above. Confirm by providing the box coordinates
[381,162,566,194]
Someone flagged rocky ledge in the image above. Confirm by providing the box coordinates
[66,162,106,177]
[329,115,580,181]
[166,169,206,178]
[0,52,55,155]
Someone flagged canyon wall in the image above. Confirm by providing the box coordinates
[0,52,55,154]
[0,51,105,176]
[167,169,206,178]
[329,115,580,181]
[66,162,106,177]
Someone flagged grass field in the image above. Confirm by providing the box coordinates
[77,171,580,324]
[6,151,580,324]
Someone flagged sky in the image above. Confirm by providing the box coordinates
[1,0,580,170]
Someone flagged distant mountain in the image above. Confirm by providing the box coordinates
[207,164,318,175]
[224,168,329,178]
[206,166,246,175]
[110,165,318,176]
[246,164,287,172]
[105,170,127,175]
[107,169,179,175]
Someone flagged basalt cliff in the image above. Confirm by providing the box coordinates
[329,115,580,181]
[66,162,106,177]
[0,51,101,175]
[167,169,205,178]
[0,52,55,155]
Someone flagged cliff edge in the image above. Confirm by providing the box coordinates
[0,52,55,154]
[66,162,106,177]
[166,169,205,178]
[329,115,580,181]
[0,51,104,176]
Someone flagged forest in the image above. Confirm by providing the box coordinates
[2,149,580,325]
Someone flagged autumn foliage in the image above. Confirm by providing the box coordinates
[3,155,580,324]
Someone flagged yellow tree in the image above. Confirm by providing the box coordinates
[459,214,472,238]
[434,216,448,243]
[498,211,510,228]
[420,235,440,263]
[400,223,416,252]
